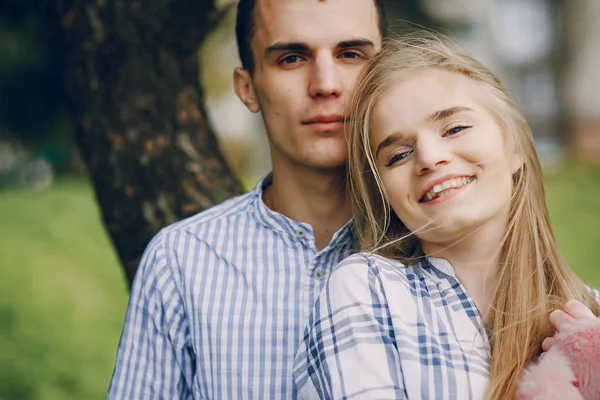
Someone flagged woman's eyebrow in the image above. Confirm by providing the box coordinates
[429,106,474,122]
[375,132,404,159]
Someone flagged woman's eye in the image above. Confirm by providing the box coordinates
[445,125,472,136]
[385,151,412,168]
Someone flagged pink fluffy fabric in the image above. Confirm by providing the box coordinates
[516,318,600,400]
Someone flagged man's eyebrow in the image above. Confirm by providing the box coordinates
[337,39,376,50]
[375,133,404,159]
[265,39,376,57]
[265,42,309,57]
[429,106,474,122]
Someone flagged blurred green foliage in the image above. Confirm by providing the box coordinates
[0,4,80,177]
[0,19,68,145]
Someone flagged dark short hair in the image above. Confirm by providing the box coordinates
[235,0,388,74]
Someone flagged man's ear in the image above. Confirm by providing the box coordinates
[234,67,260,113]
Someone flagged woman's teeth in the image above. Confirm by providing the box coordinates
[423,176,475,202]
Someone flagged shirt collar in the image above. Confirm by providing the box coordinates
[250,172,354,250]
[425,256,456,277]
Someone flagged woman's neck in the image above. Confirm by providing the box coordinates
[422,212,508,321]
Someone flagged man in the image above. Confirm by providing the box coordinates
[107,0,386,398]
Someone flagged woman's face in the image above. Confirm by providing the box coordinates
[369,68,522,248]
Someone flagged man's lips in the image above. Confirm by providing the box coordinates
[302,115,344,133]
[302,115,345,125]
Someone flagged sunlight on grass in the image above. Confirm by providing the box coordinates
[0,163,599,399]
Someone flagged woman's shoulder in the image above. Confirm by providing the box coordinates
[334,252,406,276]
[324,253,430,330]
[329,252,423,294]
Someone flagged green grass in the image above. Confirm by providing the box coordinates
[545,164,600,287]
[0,179,128,400]
[0,164,599,399]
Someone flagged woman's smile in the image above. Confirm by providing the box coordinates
[419,175,476,204]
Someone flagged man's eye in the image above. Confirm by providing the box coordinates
[279,55,304,65]
[340,51,365,60]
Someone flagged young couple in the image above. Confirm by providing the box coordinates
[107,0,599,399]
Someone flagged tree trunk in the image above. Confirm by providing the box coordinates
[37,0,244,286]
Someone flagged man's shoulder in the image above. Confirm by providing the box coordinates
[138,189,258,276]
[140,189,259,264]
[161,189,257,237]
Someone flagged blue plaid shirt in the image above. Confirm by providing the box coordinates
[294,252,492,400]
[107,175,355,399]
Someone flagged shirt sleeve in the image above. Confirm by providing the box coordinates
[106,232,195,399]
[294,254,405,400]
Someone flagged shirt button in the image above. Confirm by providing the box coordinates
[296,229,306,238]
[437,281,450,295]
[314,270,324,280]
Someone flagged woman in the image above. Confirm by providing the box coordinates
[293,33,600,400]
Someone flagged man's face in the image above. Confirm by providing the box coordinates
[236,0,382,172]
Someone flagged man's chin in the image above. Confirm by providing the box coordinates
[305,157,347,172]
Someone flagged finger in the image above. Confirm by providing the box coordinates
[564,299,595,320]
[539,352,546,362]
[541,337,555,352]
[549,309,575,331]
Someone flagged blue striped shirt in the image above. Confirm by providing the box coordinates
[107,175,355,399]
[294,252,492,400]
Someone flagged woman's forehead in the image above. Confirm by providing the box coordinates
[370,69,482,126]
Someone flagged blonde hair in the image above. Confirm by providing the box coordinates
[346,32,600,399]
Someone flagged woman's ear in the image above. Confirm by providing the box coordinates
[234,67,260,113]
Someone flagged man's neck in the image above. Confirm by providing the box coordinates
[262,166,351,250]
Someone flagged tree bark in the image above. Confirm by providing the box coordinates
[38,0,244,286]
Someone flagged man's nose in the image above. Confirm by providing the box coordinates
[308,53,342,98]
[414,135,452,175]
